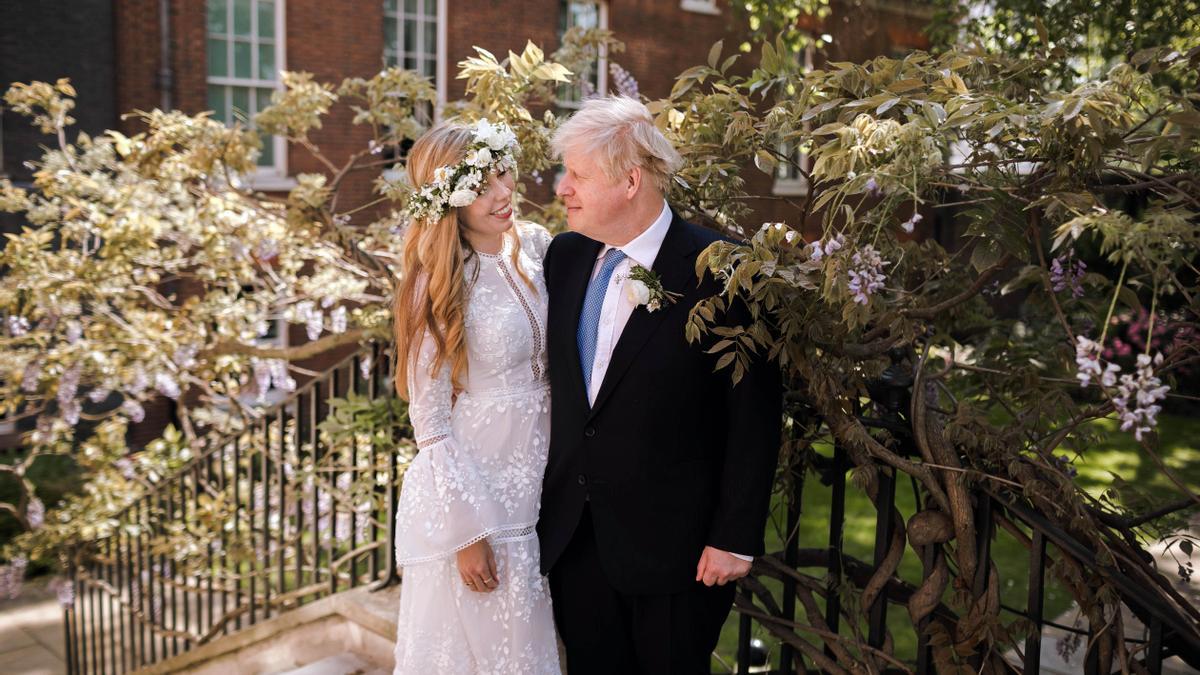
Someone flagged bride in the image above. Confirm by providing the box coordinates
[390,119,560,673]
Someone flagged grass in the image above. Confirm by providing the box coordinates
[711,413,1200,671]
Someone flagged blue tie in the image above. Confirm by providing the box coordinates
[577,248,626,394]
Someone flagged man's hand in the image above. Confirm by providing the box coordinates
[695,546,752,586]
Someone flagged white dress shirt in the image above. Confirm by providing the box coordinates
[584,200,672,405]
[583,201,753,563]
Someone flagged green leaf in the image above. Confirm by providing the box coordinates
[716,352,736,370]
[708,40,724,69]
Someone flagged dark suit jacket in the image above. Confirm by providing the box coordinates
[537,211,782,595]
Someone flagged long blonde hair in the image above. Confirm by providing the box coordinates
[392,121,533,399]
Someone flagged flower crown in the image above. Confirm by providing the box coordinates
[405,119,520,223]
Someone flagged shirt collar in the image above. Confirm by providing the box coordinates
[598,200,672,269]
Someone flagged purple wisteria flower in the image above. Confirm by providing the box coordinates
[50,577,74,607]
[901,212,923,234]
[809,234,846,262]
[122,399,146,423]
[7,315,30,337]
[129,365,150,395]
[847,245,890,305]
[1052,455,1079,478]
[609,62,640,98]
[1050,254,1087,299]
[1112,353,1171,441]
[1074,336,1104,386]
[253,358,273,401]
[269,359,296,392]
[26,496,45,529]
[154,372,181,399]
[1075,335,1171,441]
[0,556,28,599]
[330,305,348,334]
[21,359,42,392]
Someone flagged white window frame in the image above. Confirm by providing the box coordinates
[773,45,815,196]
[680,0,720,15]
[557,0,609,110]
[206,0,292,190]
[384,0,447,113]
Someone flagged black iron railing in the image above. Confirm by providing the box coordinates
[63,344,403,674]
[724,363,1200,674]
[60,343,1200,674]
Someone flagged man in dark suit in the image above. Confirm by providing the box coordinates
[538,95,782,674]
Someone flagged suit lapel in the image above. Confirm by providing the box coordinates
[554,236,603,408]
[588,214,698,418]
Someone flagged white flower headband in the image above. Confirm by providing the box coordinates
[405,119,520,223]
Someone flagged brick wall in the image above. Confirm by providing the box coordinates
[0,0,117,183]
[2,0,933,449]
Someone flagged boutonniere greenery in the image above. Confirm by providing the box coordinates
[624,265,681,313]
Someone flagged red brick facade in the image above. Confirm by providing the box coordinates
[2,0,931,449]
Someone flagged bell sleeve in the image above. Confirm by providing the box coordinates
[392,329,514,566]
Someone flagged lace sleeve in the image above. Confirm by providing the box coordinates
[393,329,512,566]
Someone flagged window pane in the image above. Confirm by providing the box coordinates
[568,1,598,29]
[257,0,274,37]
[232,87,250,124]
[404,0,417,13]
[422,59,435,78]
[257,132,274,167]
[256,87,274,115]
[423,20,436,57]
[424,0,435,14]
[207,0,228,34]
[258,43,276,80]
[233,0,252,36]
[383,0,397,11]
[208,85,227,122]
[404,55,417,71]
[404,20,417,53]
[207,38,228,77]
[233,41,252,78]
[384,18,397,49]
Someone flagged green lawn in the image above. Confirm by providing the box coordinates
[711,413,1200,671]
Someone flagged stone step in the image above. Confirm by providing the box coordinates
[269,651,388,675]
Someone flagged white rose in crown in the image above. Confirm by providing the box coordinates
[448,189,477,208]
[626,279,651,306]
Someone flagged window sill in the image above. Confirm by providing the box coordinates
[680,0,720,15]
[772,178,810,197]
[246,173,299,192]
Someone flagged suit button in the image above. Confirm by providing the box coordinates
[584,426,596,438]
[577,474,587,486]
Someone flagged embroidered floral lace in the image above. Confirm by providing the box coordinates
[393,222,560,674]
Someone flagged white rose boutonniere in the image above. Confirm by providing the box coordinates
[625,265,680,313]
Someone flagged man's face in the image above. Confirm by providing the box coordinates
[555,147,630,242]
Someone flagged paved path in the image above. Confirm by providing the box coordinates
[0,578,67,675]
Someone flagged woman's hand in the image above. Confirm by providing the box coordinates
[456,539,499,593]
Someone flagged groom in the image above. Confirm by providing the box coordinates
[538,95,782,674]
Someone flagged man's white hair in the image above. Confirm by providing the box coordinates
[552,95,683,193]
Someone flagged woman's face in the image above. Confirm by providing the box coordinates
[458,169,516,248]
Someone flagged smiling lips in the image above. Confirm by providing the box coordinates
[491,205,513,219]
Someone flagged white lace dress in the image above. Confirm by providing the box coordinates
[392,222,561,674]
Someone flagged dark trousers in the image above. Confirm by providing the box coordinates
[548,507,735,675]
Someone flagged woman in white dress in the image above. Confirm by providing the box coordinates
[390,119,560,674]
